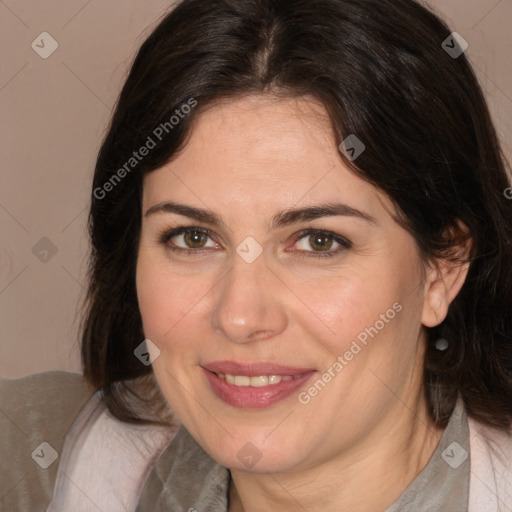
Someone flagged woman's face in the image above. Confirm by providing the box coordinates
[137,95,434,473]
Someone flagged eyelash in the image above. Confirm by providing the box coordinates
[158,226,352,258]
[158,226,217,254]
[291,228,352,258]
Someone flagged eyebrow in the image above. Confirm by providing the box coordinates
[145,201,225,227]
[144,201,377,228]
[271,203,377,228]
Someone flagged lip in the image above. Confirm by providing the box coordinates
[201,362,317,409]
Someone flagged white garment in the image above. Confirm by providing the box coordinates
[47,392,177,512]
[468,416,512,511]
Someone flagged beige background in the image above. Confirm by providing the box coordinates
[1,0,511,378]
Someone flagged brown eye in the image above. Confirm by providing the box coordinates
[293,229,351,257]
[308,232,334,251]
[161,227,218,251]
[183,229,209,248]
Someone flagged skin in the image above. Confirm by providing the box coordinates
[136,94,469,512]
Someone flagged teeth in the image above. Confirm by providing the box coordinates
[250,376,269,387]
[268,375,282,385]
[234,376,251,386]
[217,373,303,387]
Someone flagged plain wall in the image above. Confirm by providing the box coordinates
[1,0,511,377]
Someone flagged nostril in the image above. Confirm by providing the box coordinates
[247,330,275,342]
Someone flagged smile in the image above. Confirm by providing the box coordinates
[201,362,316,408]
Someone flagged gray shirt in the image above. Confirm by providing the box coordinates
[137,399,470,511]
[384,398,470,511]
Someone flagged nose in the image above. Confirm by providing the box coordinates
[210,255,288,344]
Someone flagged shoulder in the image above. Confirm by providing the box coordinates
[0,371,96,510]
[0,369,93,406]
[468,416,512,511]
[0,371,95,442]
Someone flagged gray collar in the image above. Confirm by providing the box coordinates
[136,425,230,512]
[384,397,470,511]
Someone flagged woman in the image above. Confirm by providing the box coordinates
[2,0,512,510]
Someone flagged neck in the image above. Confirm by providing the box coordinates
[227,393,444,512]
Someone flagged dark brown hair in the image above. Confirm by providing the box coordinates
[82,0,512,429]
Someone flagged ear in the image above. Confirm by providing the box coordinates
[421,227,472,328]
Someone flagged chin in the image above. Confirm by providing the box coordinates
[198,429,307,474]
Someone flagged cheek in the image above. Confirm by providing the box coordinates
[136,253,207,345]
[291,268,402,353]
[294,258,423,381]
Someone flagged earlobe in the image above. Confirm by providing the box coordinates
[422,277,448,327]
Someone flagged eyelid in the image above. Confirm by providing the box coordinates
[159,225,222,250]
[294,228,352,246]
[288,228,352,257]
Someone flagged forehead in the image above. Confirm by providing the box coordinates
[142,94,392,221]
